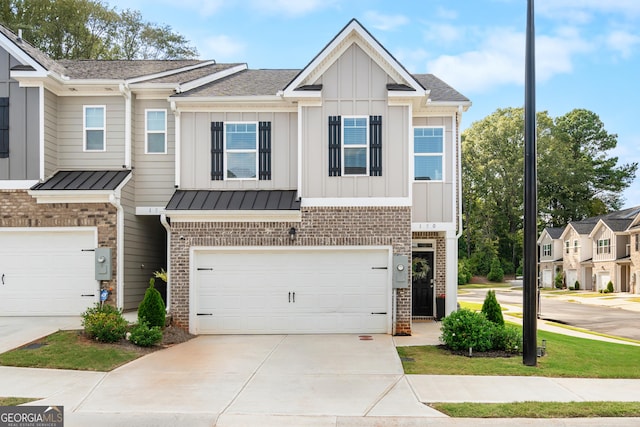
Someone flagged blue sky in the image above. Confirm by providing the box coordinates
[107,0,640,208]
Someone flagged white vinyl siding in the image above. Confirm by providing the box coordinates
[414,127,444,181]
[145,109,166,154]
[342,116,368,175]
[84,105,105,151]
[225,122,258,180]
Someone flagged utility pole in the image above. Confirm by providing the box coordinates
[523,0,538,366]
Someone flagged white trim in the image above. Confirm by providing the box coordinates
[412,125,445,182]
[126,61,217,84]
[301,197,412,207]
[445,230,458,315]
[27,191,112,204]
[83,105,106,152]
[0,225,97,234]
[172,102,181,188]
[189,245,394,335]
[167,210,302,223]
[297,103,303,200]
[407,103,413,202]
[120,84,132,168]
[412,222,456,232]
[224,121,259,181]
[341,116,369,176]
[0,180,38,189]
[109,191,125,310]
[145,109,168,154]
[176,64,247,93]
[170,96,285,105]
[0,32,47,73]
[160,214,171,311]
[136,206,166,215]
[452,113,458,233]
[38,84,45,180]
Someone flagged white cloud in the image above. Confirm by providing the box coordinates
[249,0,336,16]
[201,35,246,61]
[606,30,640,59]
[423,23,464,45]
[394,48,429,73]
[435,6,458,20]
[538,0,640,22]
[107,0,224,17]
[363,11,409,31]
[426,27,591,94]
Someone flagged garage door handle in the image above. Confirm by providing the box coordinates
[197,313,213,316]
[81,294,95,297]
[292,292,295,303]
[371,312,387,315]
[1,274,4,285]
[289,292,291,303]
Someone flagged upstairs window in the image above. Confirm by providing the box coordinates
[414,127,444,181]
[597,238,611,255]
[84,106,105,151]
[0,97,8,158]
[542,243,552,257]
[328,115,382,177]
[145,109,167,154]
[565,240,570,254]
[573,240,579,253]
[210,121,271,181]
[342,117,368,175]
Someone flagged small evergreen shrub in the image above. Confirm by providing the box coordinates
[607,281,614,293]
[481,290,504,326]
[515,264,523,276]
[487,258,504,282]
[554,272,564,289]
[129,320,163,347]
[493,324,523,354]
[138,278,166,328]
[440,309,496,352]
[82,303,128,343]
[574,280,580,290]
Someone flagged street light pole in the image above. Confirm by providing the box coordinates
[523,0,538,366]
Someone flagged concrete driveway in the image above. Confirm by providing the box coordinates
[0,316,82,353]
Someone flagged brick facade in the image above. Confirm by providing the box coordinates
[169,206,412,334]
[0,190,119,303]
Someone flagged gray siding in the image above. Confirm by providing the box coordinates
[412,116,455,223]
[57,96,125,169]
[122,174,167,310]
[0,46,40,180]
[44,89,58,176]
[301,43,409,199]
[134,98,176,206]
[180,111,297,190]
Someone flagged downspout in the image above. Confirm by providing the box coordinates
[160,213,171,311]
[109,191,125,310]
[171,101,181,188]
[38,84,45,180]
[120,83,132,169]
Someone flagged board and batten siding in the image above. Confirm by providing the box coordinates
[133,98,176,207]
[44,88,58,176]
[56,96,125,169]
[592,226,615,262]
[412,116,454,223]
[301,43,409,199]
[121,173,167,310]
[0,46,40,181]
[179,111,297,190]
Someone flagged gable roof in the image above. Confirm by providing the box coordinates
[413,74,469,102]
[0,24,66,75]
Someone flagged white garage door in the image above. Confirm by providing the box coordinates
[194,248,390,334]
[0,229,99,315]
[542,270,552,288]
[566,270,578,288]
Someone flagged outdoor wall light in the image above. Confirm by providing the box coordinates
[288,227,297,241]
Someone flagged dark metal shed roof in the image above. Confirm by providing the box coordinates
[31,170,131,191]
[166,190,300,211]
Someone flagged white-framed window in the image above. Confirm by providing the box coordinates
[573,240,579,253]
[542,243,552,257]
[342,116,368,175]
[84,105,105,151]
[145,109,167,154]
[414,126,444,181]
[225,122,258,179]
[597,238,611,255]
[565,240,570,254]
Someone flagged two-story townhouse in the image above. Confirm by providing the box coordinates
[589,208,640,292]
[629,213,640,294]
[163,19,470,335]
[537,227,564,288]
[559,220,597,290]
[0,22,244,315]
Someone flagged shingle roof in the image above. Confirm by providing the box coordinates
[31,170,131,191]
[166,190,301,210]
[569,220,598,235]
[544,227,564,239]
[143,63,243,84]
[176,69,300,97]
[0,24,67,75]
[56,59,209,80]
[413,74,470,102]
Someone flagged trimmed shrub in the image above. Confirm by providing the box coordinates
[607,281,614,293]
[129,320,163,347]
[138,278,166,328]
[574,280,580,290]
[554,272,564,289]
[487,258,504,282]
[440,309,496,352]
[493,324,523,354]
[458,259,472,285]
[82,303,128,343]
[481,290,504,326]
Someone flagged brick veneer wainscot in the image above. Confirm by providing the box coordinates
[169,206,412,334]
[0,190,119,303]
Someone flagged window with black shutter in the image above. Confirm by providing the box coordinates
[210,121,224,180]
[211,121,272,181]
[328,116,341,176]
[0,98,9,158]
[259,121,271,180]
[369,115,382,176]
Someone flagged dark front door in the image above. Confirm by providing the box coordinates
[412,252,434,317]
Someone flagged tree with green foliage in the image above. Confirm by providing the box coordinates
[0,0,198,60]
[481,290,504,326]
[487,258,504,282]
[138,278,166,328]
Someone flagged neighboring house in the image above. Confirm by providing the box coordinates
[537,227,564,288]
[0,20,470,336]
[538,206,640,294]
[629,215,640,294]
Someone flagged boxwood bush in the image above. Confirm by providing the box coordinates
[129,320,163,347]
[440,308,496,352]
[82,303,128,343]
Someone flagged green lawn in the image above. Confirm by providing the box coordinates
[398,329,640,378]
[432,401,640,418]
[459,301,508,312]
[459,283,513,289]
[0,330,142,371]
[0,397,38,406]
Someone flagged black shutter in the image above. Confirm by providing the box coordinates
[0,98,8,159]
[328,116,341,176]
[258,121,271,180]
[369,115,382,176]
[210,121,224,180]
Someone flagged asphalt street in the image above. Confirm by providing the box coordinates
[459,288,640,341]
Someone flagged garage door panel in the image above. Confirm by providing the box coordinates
[194,249,390,334]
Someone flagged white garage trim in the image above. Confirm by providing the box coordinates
[189,246,393,335]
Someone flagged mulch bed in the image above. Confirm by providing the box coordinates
[76,325,195,356]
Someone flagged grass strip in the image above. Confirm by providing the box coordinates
[0,397,39,406]
[431,401,640,418]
